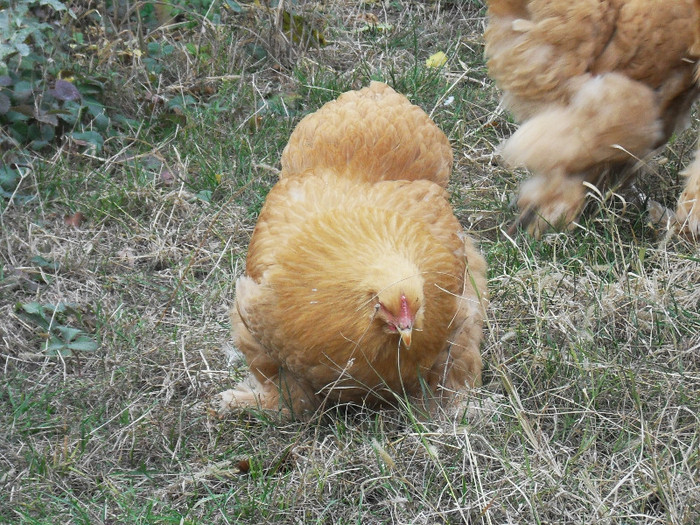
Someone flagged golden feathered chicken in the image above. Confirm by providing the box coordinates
[485,0,700,237]
[218,82,487,416]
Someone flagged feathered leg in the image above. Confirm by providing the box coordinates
[676,145,700,238]
[500,73,662,236]
[429,250,487,402]
[214,304,317,416]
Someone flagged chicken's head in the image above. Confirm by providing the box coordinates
[374,276,424,348]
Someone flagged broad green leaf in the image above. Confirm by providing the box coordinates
[68,131,104,152]
[12,81,33,102]
[224,0,244,12]
[196,190,212,202]
[0,165,19,191]
[38,0,68,12]
[46,336,73,356]
[16,301,50,329]
[18,301,46,316]
[55,325,83,342]
[0,92,9,114]
[66,337,99,352]
[31,255,59,270]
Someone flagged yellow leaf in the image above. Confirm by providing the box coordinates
[58,71,75,82]
[425,51,448,68]
[215,173,222,184]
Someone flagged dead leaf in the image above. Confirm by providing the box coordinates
[160,169,175,185]
[237,459,250,474]
[52,80,81,102]
[64,212,84,228]
[358,13,379,25]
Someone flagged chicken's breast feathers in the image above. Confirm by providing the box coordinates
[234,174,485,399]
[280,82,453,187]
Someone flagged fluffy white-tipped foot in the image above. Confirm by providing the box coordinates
[447,390,497,424]
[210,381,269,417]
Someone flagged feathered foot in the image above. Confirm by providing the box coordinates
[210,378,281,417]
[509,174,587,237]
[675,154,700,239]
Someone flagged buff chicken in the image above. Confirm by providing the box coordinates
[217,82,487,416]
[484,0,700,237]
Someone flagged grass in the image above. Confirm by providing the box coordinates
[1,0,699,523]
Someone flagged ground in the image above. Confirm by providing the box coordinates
[1,1,698,524]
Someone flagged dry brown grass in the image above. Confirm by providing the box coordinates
[1,1,698,523]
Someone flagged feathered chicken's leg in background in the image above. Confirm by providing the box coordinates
[675,145,700,238]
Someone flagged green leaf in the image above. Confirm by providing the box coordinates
[6,109,30,122]
[31,255,59,271]
[167,94,197,111]
[40,123,55,141]
[38,0,68,12]
[0,187,34,204]
[55,325,83,342]
[0,92,9,114]
[224,0,244,13]
[18,301,46,317]
[147,41,162,57]
[45,302,68,314]
[83,96,105,117]
[34,109,59,126]
[15,43,31,57]
[93,112,110,131]
[113,114,140,130]
[46,336,74,356]
[16,301,50,329]
[196,190,212,202]
[66,337,99,352]
[0,165,19,191]
[68,131,104,152]
[12,81,33,102]
[29,139,50,150]
[56,101,81,125]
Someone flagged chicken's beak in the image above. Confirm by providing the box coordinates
[398,327,412,348]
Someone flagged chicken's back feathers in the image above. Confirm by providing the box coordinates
[501,73,662,177]
[245,173,465,281]
[485,0,698,120]
[280,82,453,187]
